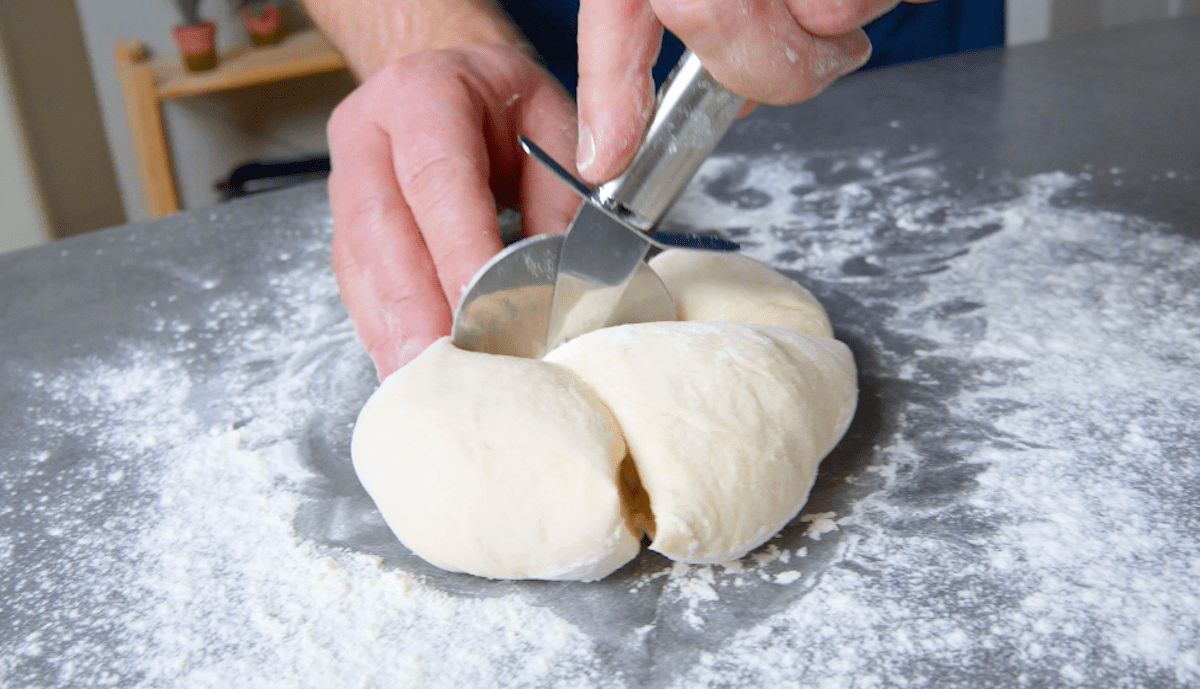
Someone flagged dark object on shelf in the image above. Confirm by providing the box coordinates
[216,155,330,201]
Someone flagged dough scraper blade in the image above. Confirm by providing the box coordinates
[451,50,745,358]
[542,51,746,353]
[450,232,675,359]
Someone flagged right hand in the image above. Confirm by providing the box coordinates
[574,0,936,184]
[326,44,581,378]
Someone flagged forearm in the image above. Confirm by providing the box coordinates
[302,0,528,79]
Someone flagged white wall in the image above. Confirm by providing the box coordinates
[0,32,50,254]
[74,0,355,221]
[1008,0,1200,44]
[1007,0,1054,44]
[70,0,1200,222]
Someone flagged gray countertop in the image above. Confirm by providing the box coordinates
[3,18,1198,688]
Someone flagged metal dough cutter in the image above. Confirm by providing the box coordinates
[452,51,746,359]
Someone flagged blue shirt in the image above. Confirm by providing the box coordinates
[499,0,1004,96]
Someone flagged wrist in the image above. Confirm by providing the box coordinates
[303,0,529,79]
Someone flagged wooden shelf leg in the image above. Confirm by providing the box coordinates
[114,42,179,218]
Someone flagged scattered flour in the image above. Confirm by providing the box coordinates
[774,571,803,585]
[4,148,1198,687]
[800,512,840,541]
[2,235,615,688]
[668,155,1200,686]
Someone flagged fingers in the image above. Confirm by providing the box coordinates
[327,46,581,376]
[328,107,450,378]
[649,0,873,105]
[574,0,933,185]
[784,0,903,37]
[331,53,506,376]
[506,61,584,237]
[376,58,506,307]
[575,0,664,184]
[574,0,893,184]
[330,219,399,378]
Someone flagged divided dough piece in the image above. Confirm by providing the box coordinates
[649,249,833,337]
[352,251,858,579]
[352,338,640,581]
[545,321,857,564]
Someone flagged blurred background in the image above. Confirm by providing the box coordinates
[0,0,1197,254]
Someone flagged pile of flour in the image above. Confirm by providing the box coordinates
[3,149,1197,687]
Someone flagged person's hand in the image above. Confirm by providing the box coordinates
[326,44,581,378]
[574,0,934,184]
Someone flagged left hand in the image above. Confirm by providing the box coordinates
[326,45,580,377]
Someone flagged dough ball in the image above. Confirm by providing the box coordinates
[352,338,640,581]
[649,249,833,338]
[544,321,857,564]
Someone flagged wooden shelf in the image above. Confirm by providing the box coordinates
[115,29,348,218]
[150,29,346,100]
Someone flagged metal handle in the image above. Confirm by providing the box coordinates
[595,51,746,230]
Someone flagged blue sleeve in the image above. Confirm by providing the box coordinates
[862,0,1005,69]
[498,0,1005,95]
[497,0,684,96]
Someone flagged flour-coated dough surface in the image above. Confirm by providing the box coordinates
[352,338,639,581]
[545,321,857,563]
[649,249,833,337]
[352,253,858,580]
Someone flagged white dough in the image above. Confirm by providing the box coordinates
[351,338,640,581]
[649,249,834,338]
[352,253,859,580]
[544,321,857,564]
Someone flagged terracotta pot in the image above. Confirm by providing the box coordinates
[241,4,284,46]
[172,22,218,72]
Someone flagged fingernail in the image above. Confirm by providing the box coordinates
[814,37,870,79]
[577,124,595,174]
[842,33,873,73]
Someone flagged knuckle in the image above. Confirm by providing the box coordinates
[650,0,714,34]
[800,0,878,35]
[402,154,455,197]
[430,234,485,281]
[375,56,422,89]
[341,191,396,236]
[326,93,362,141]
[379,49,469,91]
[377,278,434,322]
[330,52,464,133]
[401,154,474,219]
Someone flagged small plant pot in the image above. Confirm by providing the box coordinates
[172,22,218,71]
[241,4,283,46]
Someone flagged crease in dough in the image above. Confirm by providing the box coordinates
[544,321,857,564]
[351,250,857,580]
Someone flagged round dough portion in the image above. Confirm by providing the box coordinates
[649,249,833,338]
[545,321,857,564]
[351,338,640,581]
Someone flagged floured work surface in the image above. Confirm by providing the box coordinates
[3,20,1200,688]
